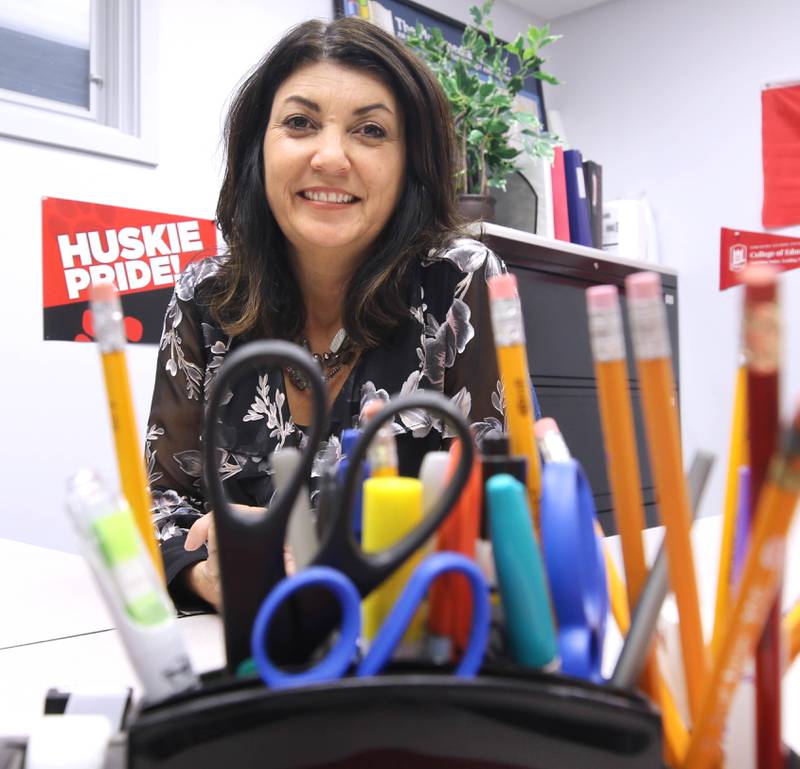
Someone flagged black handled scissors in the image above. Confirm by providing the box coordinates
[203,340,474,671]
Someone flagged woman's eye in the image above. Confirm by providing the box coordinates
[358,123,387,139]
[284,115,313,130]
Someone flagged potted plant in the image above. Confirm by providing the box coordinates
[406,0,561,221]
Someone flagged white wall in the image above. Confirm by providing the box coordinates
[0,0,331,552]
[0,0,541,553]
[544,0,800,520]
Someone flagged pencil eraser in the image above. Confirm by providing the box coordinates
[586,284,619,311]
[487,273,518,300]
[89,280,117,303]
[361,398,384,421]
[742,264,778,302]
[625,271,662,300]
[534,417,559,440]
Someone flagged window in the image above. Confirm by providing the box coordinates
[0,0,157,165]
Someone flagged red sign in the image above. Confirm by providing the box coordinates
[762,84,800,228]
[720,227,800,290]
[42,197,219,343]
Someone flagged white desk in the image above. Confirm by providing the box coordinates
[0,539,113,650]
[1,522,798,760]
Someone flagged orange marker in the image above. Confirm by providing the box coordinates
[90,281,165,584]
[487,273,542,531]
[625,271,706,722]
[684,408,800,769]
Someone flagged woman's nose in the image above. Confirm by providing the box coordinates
[309,127,350,174]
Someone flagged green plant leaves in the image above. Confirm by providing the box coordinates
[405,0,560,195]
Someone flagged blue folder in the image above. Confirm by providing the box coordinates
[563,149,593,247]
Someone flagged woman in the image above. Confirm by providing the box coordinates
[146,16,506,611]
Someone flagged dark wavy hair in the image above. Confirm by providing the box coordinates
[210,16,461,346]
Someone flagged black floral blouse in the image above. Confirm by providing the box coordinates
[146,237,508,602]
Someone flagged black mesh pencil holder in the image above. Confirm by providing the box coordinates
[127,665,664,769]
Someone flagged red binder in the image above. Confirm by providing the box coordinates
[551,146,571,242]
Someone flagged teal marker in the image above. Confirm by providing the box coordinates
[486,474,559,670]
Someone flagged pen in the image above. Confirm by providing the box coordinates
[428,440,482,659]
[611,451,714,689]
[362,399,398,478]
[338,428,368,541]
[487,273,543,531]
[710,358,748,658]
[742,265,783,769]
[270,448,318,571]
[90,281,165,584]
[625,270,707,721]
[486,473,558,669]
[66,469,198,703]
[684,408,800,769]
[731,466,751,585]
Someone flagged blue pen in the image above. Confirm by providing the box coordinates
[486,474,559,670]
[338,428,369,541]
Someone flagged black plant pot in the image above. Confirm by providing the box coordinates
[457,193,496,223]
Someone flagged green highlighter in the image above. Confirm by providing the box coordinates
[486,473,559,670]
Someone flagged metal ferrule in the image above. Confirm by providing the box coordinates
[538,431,572,464]
[628,296,671,361]
[91,299,126,352]
[490,296,526,347]
[587,304,625,363]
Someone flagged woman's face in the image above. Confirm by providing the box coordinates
[263,61,406,267]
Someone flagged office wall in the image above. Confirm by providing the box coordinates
[0,0,537,551]
[544,0,800,520]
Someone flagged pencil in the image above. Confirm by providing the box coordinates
[535,415,689,765]
[710,362,748,658]
[742,265,783,769]
[785,600,800,667]
[90,281,165,584]
[625,271,706,722]
[487,273,542,531]
[683,408,800,769]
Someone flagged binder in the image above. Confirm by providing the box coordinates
[551,146,571,242]
[583,160,603,249]
[563,149,593,248]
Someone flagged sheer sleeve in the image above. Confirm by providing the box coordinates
[145,286,210,605]
[443,246,508,445]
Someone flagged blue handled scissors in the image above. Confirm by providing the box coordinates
[250,552,490,689]
[203,340,475,672]
[539,458,608,682]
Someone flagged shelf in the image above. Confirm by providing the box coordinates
[472,222,677,285]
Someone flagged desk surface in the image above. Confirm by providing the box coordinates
[0,539,113,650]
[1,520,799,759]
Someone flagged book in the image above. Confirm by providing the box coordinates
[563,149,593,247]
[582,160,603,249]
[369,2,395,35]
[551,146,570,242]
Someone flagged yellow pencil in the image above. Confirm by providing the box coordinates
[90,281,165,584]
[586,285,687,764]
[684,409,800,769]
[785,600,800,666]
[710,363,748,657]
[625,271,707,723]
[488,273,542,531]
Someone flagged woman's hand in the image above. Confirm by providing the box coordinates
[182,506,298,610]
[184,512,221,611]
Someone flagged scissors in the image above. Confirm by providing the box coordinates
[203,340,475,671]
[539,458,608,682]
[250,552,490,689]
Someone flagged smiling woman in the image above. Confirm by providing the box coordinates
[144,17,513,611]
